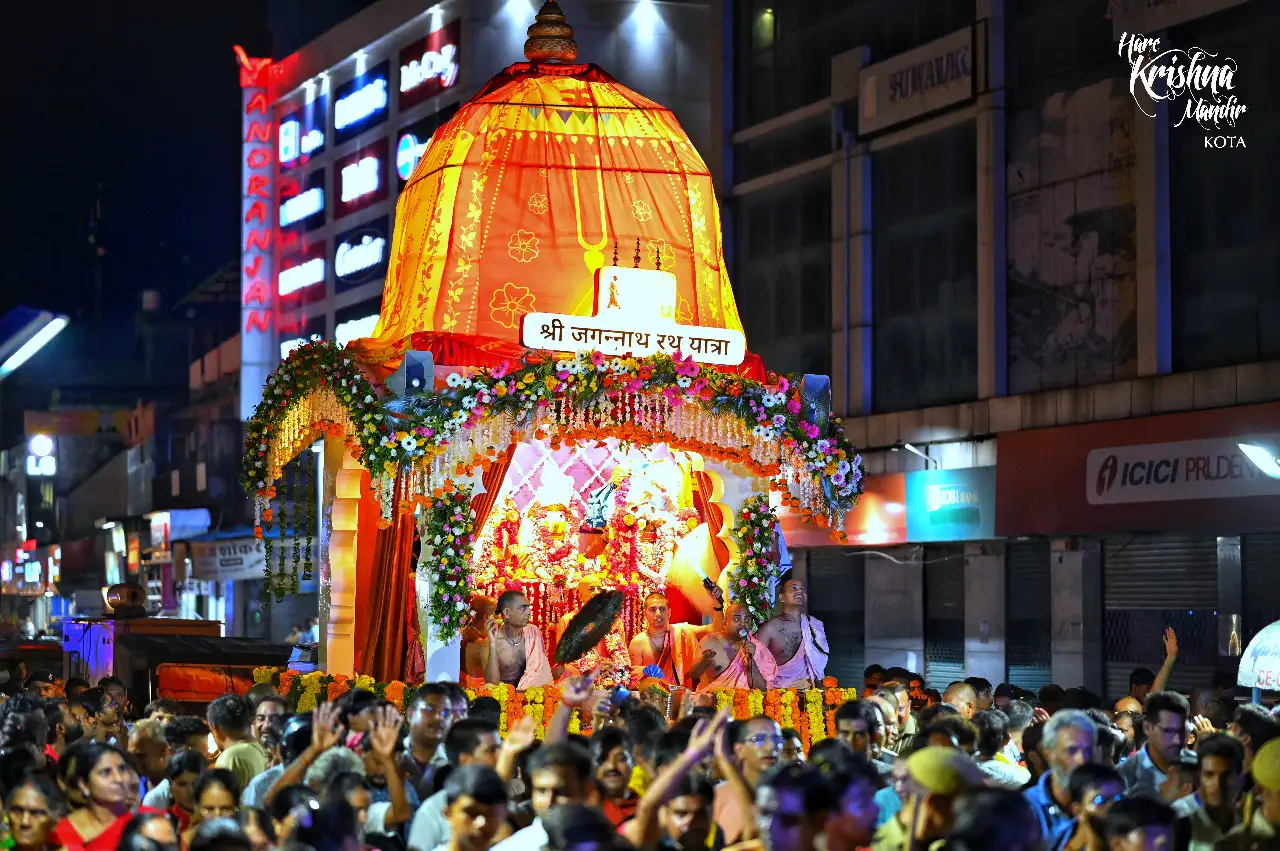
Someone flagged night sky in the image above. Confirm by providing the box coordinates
[3,3,271,320]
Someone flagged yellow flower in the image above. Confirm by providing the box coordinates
[297,687,320,712]
[494,383,508,397]
[354,674,376,692]
[253,666,275,684]
[544,376,559,391]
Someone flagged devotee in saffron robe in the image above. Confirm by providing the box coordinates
[628,591,710,687]
[690,603,776,691]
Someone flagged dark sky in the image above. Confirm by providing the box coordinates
[2,3,271,320]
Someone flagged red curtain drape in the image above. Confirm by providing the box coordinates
[470,444,516,548]
[362,475,419,683]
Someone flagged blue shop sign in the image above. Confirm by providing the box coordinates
[905,466,996,542]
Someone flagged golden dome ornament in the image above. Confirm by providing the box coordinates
[525,1,578,63]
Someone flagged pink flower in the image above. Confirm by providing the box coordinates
[778,377,790,393]
[800,421,820,439]
[590,351,606,367]
[738,579,748,587]
[787,397,802,414]
[492,362,510,379]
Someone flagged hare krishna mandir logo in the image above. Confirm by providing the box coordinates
[1118,32,1248,149]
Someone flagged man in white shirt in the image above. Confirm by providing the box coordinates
[491,741,594,851]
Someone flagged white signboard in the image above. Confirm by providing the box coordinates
[1239,620,1280,689]
[859,27,975,135]
[521,267,747,366]
[1086,435,1280,505]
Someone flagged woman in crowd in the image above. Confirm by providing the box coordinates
[5,773,66,851]
[182,768,242,847]
[164,748,207,830]
[50,741,149,849]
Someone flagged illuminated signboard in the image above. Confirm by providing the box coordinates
[277,238,327,302]
[278,94,328,170]
[334,139,389,219]
[334,215,389,293]
[396,104,458,188]
[235,46,275,420]
[335,299,382,347]
[398,19,461,110]
[333,60,390,145]
[278,169,325,232]
[279,314,326,360]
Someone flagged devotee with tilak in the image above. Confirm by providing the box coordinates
[689,602,776,690]
[628,591,713,687]
[755,575,829,689]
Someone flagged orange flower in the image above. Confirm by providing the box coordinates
[278,671,297,696]
[384,681,406,710]
[821,676,838,688]
[329,680,351,701]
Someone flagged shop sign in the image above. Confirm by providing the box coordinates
[1108,0,1249,39]
[334,215,390,292]
[522,267,747,366]
[278,238,328,301]
[396,105,458,188]
[333,60,390,145]
[334,139,390,220]
[236,47,276,421]
[190,538,267,582]
[1087,435,1280,505]
[398,19,461,110]
[278,94,328,169]
[780,473,907,548]
[905,466,996,542]
[858,27,974,136]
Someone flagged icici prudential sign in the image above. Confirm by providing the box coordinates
[236,46,276,421]
[1086,434,1280,505]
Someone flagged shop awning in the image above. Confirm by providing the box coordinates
[1238,621,1280,690]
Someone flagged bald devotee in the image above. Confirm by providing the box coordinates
[484,589,553,689]
[942,682,978,720]
[627,591,712,687]
[756,576,829,689]
[689,603,777,691]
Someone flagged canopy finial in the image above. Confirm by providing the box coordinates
[524,1,578,63]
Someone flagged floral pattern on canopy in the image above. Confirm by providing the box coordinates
[347,60,742,372]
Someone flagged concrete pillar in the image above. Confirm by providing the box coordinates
[976,0,1007,399]
[325,450,364,677]
[1050,540,1104,694]
[1134,77,1172,376]
[830,48,872,418]
[865,548,925,672]
[964,548,1006,687]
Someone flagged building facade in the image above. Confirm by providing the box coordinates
[716,0,1279,698]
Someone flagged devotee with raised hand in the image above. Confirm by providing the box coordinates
[484,590,552,689]
[689,603,776,691]
[1114,626,1178,714]
[263,701,346,808]
[755,576,828,690]
[628,591,712,687]
[491,740,595,851]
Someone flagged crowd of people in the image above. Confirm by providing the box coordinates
[1,638,1279,851]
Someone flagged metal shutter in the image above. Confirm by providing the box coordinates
[1103,534,1218,702]
[924,546,966,690]
[1006,540,1052,691]
[1244,534,1280,641]
[807,549,865,687]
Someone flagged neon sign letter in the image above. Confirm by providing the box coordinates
[400,43,459,93]
[237,46,277,420]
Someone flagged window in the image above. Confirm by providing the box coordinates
[733,114,833,184]
[732,176,831,376]
[872,123,978,412]
[1170,4,1280,371]
[733,0,973,128]
[1006,0,1116,108]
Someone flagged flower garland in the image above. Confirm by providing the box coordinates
[243,344,864,540]
[727,495,781,628]
[252,667,847,751]
[417,481,476,643]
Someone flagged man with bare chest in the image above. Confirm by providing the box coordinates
[483,590,552,689]
[688,603,776,690]
[627,591,712,687]
[755,578,828,689]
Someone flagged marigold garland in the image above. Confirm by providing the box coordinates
[251,667,847,751]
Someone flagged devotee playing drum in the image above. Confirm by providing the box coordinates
[755,575,829,689]
[688,603,776,691]
[484,590,553,689]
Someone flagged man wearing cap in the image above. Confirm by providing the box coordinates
[1024,710,1096,847]
[23,669,62,699]
[870,746,985,851]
